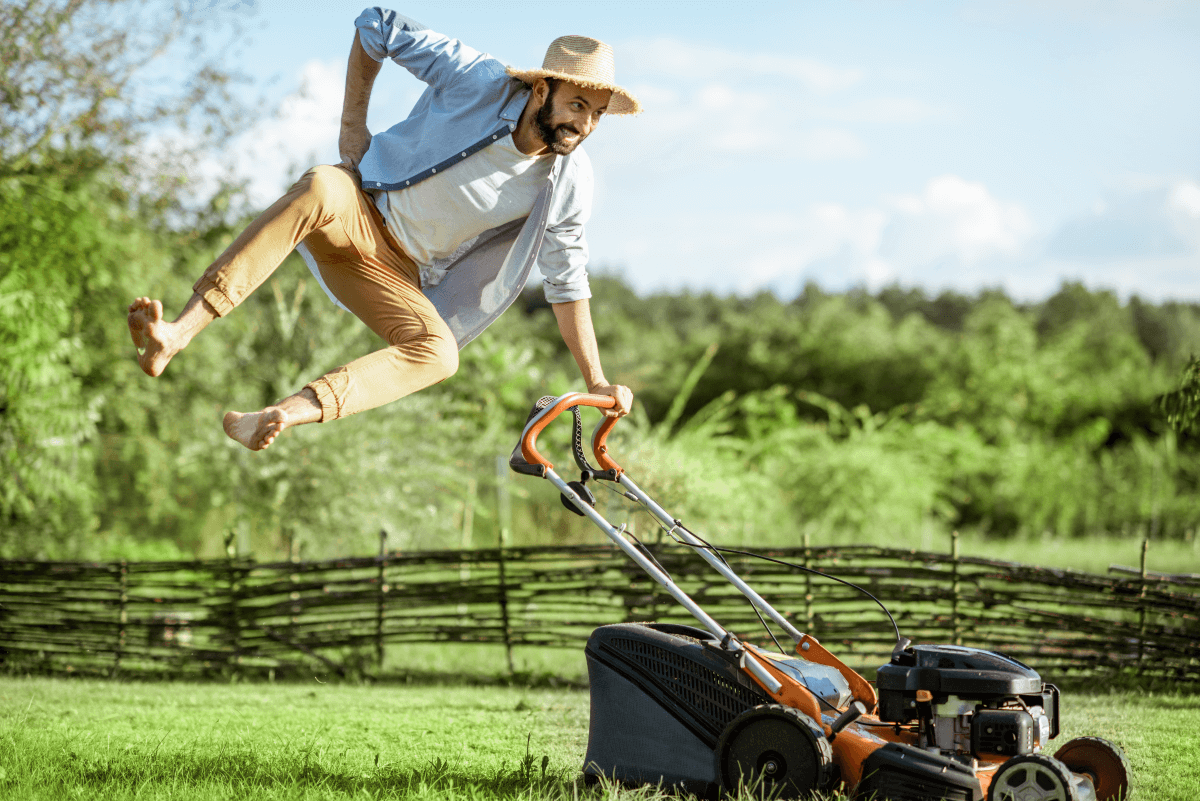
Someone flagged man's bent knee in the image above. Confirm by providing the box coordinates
[430,333,459,383]
[302,165,359,209]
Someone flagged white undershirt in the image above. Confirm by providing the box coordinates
[377,134,553,287]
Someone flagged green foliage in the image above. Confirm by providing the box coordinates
[0,0,251,171]
[1157,356,1200,438]
[0,163,147,551]
[3,1,1198,557]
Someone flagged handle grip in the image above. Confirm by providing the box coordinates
[517,393,623,477]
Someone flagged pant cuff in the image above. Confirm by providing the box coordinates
[192,277,236,317]
[306,377,342,422]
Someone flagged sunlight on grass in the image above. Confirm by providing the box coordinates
[1,677,1196,800]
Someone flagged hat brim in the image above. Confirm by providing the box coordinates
[506,66,641,115]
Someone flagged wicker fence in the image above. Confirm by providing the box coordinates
[2,537,1197,682]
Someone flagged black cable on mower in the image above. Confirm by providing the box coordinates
[676,532,904,646]
[668,530,914,722]
[671,533,922,726]
[621,526,673,583]
[620,526,787,658]
[672,526,788,656]
[595,481,898,655]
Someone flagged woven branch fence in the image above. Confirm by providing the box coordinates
[2,537,1197,682]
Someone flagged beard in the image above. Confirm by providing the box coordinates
[535,95,583,155]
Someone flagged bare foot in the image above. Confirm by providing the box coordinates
[223,408,289,451]
[127,297,176,377]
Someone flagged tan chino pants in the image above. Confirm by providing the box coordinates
[192,164,459,422]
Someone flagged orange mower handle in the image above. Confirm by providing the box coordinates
[519,393,624,477]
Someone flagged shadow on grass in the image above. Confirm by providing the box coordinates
[41,751,858,801]
[52,751,570,797]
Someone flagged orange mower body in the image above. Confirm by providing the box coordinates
[514,394,1131,801]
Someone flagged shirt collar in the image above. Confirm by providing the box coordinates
[501,84,531,125]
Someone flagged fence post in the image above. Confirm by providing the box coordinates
[802,530,814,634]
[223,531,241,679]
[459,478,476,616]
[1138,535,1149,665]
[376,528,388,671]
[951,530,962,647]
[114,560,128,675]
[287,530,300,641]
[496,455,515,674]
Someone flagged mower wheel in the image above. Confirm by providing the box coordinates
[988,754,1084,801]
[715,704,833,799]
[1054,737,1131,800]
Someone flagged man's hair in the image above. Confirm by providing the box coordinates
[542,76,561,98]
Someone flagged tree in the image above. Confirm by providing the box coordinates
[1157,356,1200,439]
[0,0,251,172]
[0,0,254,555]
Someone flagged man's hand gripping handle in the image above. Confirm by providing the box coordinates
[509,393,624,478]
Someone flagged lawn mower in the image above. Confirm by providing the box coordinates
[509,393,1132,801]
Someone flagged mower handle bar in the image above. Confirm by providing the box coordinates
[518,393,623,477]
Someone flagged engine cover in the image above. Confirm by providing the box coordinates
[877,644,1043,723]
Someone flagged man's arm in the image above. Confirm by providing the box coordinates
[552,299,633,418]
[339,32,382,172]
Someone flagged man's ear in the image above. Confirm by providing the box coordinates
[532,77,550,105]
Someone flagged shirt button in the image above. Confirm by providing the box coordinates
[406,181,410,185]
[492,135,498,140]
[431,168,436,173]
[509,123,515,130]
[461,152,467,157]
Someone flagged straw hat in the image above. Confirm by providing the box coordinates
[507,35,641,116]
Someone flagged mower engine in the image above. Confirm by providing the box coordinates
[876,644,1059,759]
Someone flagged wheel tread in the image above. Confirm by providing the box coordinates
[715,703,834,797]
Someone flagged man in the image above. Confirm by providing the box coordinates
[127,8,636,451]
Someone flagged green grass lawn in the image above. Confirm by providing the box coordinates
[1,676,1197,800]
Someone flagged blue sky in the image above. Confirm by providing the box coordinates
[179,0,1200,301]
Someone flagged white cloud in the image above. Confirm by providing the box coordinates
[1024,178,1200,300]
[228,59,345,207]
[596,175,1038,297]
[622,38,864,94]
[593,38,946,173]
[799,128,868,161]
[601,173,1200,302]
[600,81,873,164]
[152,59,348,214]
[817,97,951,125]
[1168,181,1200,248]
[1047,179,1200,261]
[880,175,1035,266]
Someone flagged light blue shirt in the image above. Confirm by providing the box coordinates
[297,7,593,348]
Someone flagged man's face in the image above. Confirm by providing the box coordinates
[535,80,611,155]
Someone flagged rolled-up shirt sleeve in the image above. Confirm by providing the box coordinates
[355,7,486,86]
[538,154,594,303]
[538,217,591,304]
[355,8,426,61]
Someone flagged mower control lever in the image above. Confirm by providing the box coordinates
[827,701,867,742]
